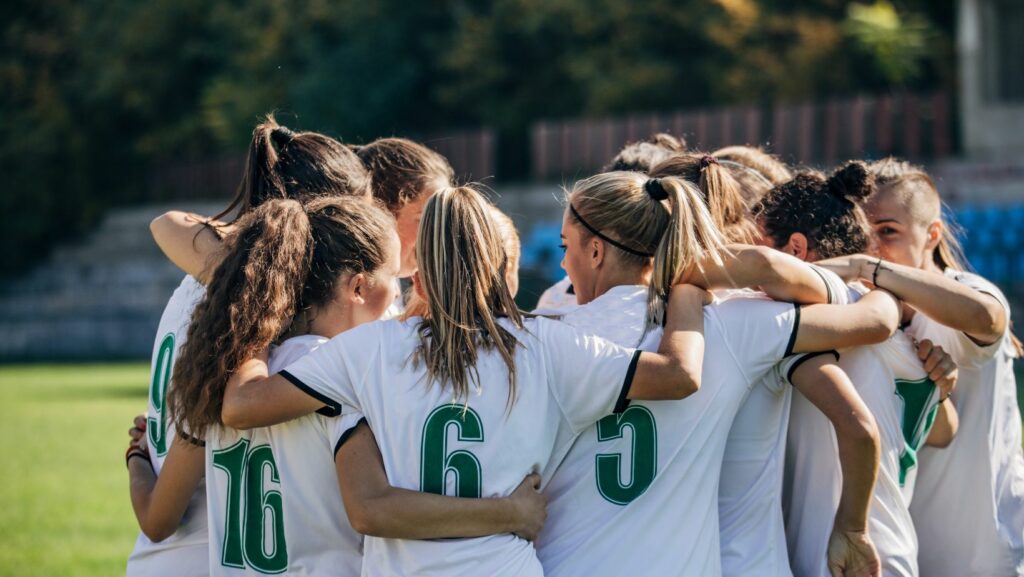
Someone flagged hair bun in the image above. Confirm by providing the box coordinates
[645,178,669,201]
[271,126,296,148]
[826,161,874,201]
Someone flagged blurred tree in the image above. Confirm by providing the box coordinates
[0,0,956,276]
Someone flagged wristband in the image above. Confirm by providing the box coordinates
[126,446,151,468]
[872,258,884,288]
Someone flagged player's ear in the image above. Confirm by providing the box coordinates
[590,237,606,269]
[343,272,367,305]
[783,233,809,261]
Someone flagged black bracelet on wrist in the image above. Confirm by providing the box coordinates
[126,450,151,468]
[872,258,884,288]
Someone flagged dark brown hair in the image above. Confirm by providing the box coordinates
[753,161,874,260]
[604,133,687,174]
[648,152,759,244]
[354,138,454,213]
[212,115,371,222]
[170,196,394,435]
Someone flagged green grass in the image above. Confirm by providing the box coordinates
[0,361,1021,577]
[0,364,149,577]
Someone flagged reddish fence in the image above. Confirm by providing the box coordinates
[145,128,496,202]
[531,92,953,180]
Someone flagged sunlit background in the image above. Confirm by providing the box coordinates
[1,1,1022,575]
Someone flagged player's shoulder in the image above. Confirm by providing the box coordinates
[269,335,330,372]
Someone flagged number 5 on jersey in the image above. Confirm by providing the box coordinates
[212,439,288,574]
[596,405,658,505]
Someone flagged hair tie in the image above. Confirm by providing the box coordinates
[271,126,296,148]
[645,178,669,201]
[699,155,719,170]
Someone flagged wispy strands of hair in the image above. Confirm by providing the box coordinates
[415,186,524,408]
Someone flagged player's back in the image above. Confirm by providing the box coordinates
[205,335,362,577]
[784,285,937,577]
[127,275,209,577]
[536,285,799,577]
[281,315,642,577]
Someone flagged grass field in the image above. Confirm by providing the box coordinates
[1,362,1022,577]
[0,363,149,577]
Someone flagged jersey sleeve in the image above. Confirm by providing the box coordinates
[774,350,841,388]
[808,264,851,305]
[330,412,368,458]
[908,270,1010,367]
[710,298,800,383]
[536,317,641,435]
[279,323,383,416]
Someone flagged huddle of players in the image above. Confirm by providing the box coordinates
[122,117,1024,577]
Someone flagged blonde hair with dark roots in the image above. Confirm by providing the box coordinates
[568,172,727,332]
[414,186,524,407]
[712,145,793,203]
[648,153,760,244]
[170,197,395,436]
[868,157,1022,357]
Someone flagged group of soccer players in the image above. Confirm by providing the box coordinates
[122,116,1024,577]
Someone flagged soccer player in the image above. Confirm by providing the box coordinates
[830,158,1023,577]
[535,171,891,577]
[126,116,371,577]
[220,184,719,577]
[755,162,959,577]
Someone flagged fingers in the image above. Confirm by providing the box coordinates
[916,339,934,362]
[525,472,542,490]
[134,414,147,430]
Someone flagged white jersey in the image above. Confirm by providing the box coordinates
[534,275,579,315]
[382,279,405,320]
[906,269,1024,577]
[783,283,940,577]
[719,265,849,577]
[281,316,640,577]
[535,285,800,577]
[205,335,364,577]
[127,275,209,577]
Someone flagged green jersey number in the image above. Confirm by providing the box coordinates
[212,438,288,574]
[595,405,658,505]
[895,377,940,486]
[420,406,484,498]
[147,333,174,457]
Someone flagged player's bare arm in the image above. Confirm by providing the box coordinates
[790,355,881,576]
[818,254,1007,345]
[690,244,830,305]
[336,421,546,540]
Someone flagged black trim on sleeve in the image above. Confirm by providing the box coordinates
[333,417,368,457]
[614,350,642,413]
[785,350,840,386]
[809,265,833,304]
[280,370,342,417]
[784,305,802,358]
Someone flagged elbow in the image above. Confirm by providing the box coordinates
[346,501,387,537]
[747,246,783,283]
[140,518,176,543]
[838,411,881,456]
[928,431,955,449]
[669,368,701,400]
[221,395,256,430]
[975,300,1007,342]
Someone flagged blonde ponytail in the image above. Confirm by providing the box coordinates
[568,172,726,334]
[415,186,524,406]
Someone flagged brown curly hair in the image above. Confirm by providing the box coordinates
[753,161,875,260]
[169,196,394,435]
